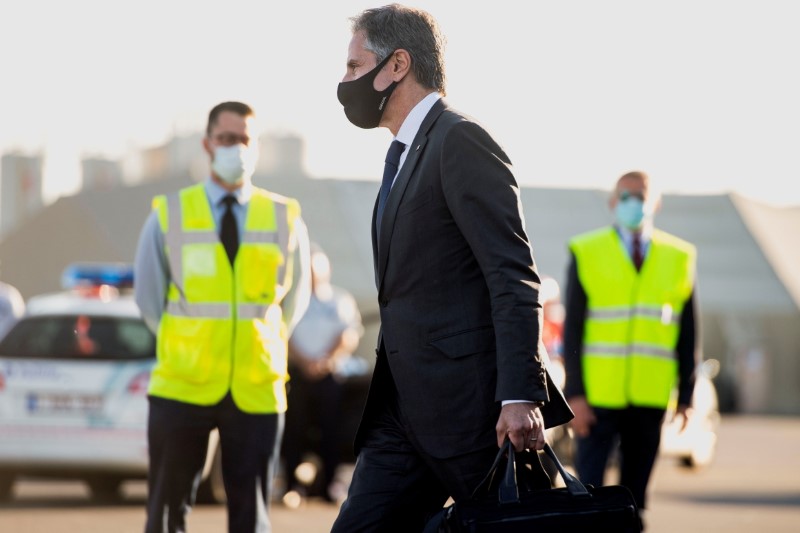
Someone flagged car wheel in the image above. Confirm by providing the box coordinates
[86,475,124,503]
[196,444,226,505]
[0,471,15,502]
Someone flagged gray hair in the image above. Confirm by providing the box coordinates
[350,3,447,95]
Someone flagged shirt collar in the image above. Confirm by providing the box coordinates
[615,223,652,248]
[205,178,253,206]
[395,92,441,147]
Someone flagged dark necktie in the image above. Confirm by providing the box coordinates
[632,232,643,271]
[376,140,406,235]
[220,195,239,265]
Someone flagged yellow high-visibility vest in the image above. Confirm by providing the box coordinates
[569,226,695,409]
[148,183,301,413]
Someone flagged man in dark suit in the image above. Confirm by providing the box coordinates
[331,5,572,532]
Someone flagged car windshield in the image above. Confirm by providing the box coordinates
[0,315,155,360]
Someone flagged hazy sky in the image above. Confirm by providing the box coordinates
[2,0,799,206]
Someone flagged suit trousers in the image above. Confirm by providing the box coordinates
[573,405,665,510]
[330,389,499,533]
[144,393,283,533]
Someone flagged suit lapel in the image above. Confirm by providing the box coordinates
[376,99,447,292]
[371,192,380,287]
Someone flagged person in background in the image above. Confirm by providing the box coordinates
[0,279,25,339]
[331,5,572,531]
[562,170,699,527]
[134,101,311,533]
[281,243,363,507]
[540,275,565,367]
[538,275,573,483]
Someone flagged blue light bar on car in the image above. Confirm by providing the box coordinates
[61,263,134,290]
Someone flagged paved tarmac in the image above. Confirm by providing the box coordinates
[643,414,800,532]
[1,414,798,532]
[210,414,800,532]
[263,414,800,532]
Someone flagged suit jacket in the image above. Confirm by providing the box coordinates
[357,99,572,459]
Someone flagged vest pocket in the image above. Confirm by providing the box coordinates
[239,244,283,301]
[158,317,218,383]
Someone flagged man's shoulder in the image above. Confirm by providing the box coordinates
[569,226,615,245]
[251,186,299,205]
[329,286,361,322]
[432,104,510,154]
[652,228,696,256]
[330,285,357,303]
[151,182,203,204]
[437,105,483,132]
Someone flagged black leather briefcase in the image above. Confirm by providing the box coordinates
[427,440,642,532]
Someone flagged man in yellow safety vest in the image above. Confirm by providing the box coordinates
[134,101,311,533]
[562,170,699,525]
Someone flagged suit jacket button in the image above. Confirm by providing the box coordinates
[380,299,389,307]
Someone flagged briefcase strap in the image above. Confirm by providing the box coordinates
[542,442,591,497]
[471,439,593,507]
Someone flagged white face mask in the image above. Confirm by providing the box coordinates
[211,144,258,185]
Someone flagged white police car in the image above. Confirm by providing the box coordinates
[0,263,223,503]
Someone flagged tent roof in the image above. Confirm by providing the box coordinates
[1,173,797,316]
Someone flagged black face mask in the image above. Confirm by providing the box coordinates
[337,52,399,129]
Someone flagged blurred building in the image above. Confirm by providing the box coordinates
[1,138,798,416]
[0,152,44,239]
[81,157,123,191]
[139,132,207,183]
[135,132,306,185]
[257,133,307,177]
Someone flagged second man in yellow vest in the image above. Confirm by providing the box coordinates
[562,170,699,524]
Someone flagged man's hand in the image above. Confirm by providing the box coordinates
[296,357,333,381]
[675,404,692,432]
[567,396,596,438]
[496,402,545,452]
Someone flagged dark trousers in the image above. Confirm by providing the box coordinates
[144,393,283,533]
[282,369,343,497]
[574,405,665,510]
[330,393,498,533]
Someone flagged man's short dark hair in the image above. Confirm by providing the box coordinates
[206,101,255,136]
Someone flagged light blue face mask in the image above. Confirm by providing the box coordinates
[615,197,646,229]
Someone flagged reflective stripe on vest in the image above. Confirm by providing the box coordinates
[148,183,301,414]
[570,226,695,409]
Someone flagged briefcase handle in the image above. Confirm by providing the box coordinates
[542,442,591,498]
[477,440,592,506]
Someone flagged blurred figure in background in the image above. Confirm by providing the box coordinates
[562,170,699,524]
[539,275,573,479]
[282,244,363,507]
[541,275,565,369]
[0,278,25,339]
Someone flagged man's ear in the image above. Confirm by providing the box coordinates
[202,136,213,158]
[652,194,663,213]
[608,191,618,211]
[391,49,412,81]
